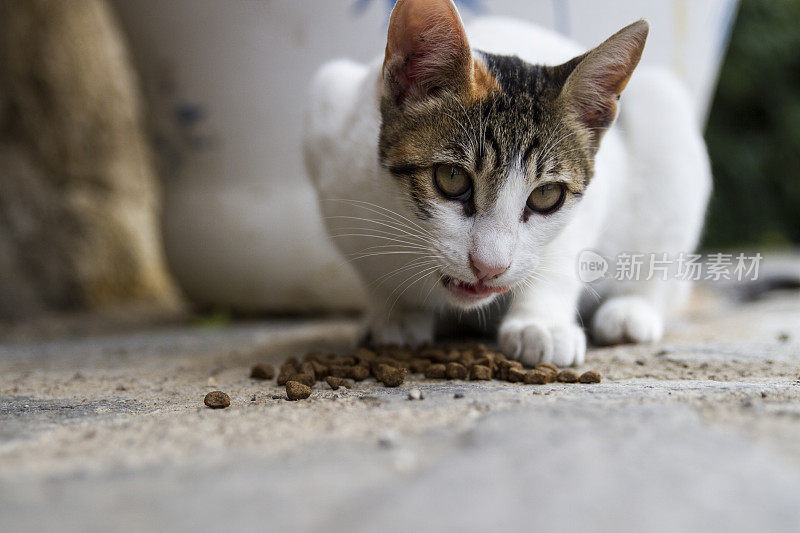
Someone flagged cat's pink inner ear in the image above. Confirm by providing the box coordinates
[562,19,649,132]
[383,0,472,103]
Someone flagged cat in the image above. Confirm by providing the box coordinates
[303,0,711,366]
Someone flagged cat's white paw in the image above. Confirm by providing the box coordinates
[362,311,435,347]
[591,296,663,345]
[499,317,586,367]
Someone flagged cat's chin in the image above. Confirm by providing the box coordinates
[439,275,510,310]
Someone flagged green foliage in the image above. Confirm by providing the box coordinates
[703,0,800,247]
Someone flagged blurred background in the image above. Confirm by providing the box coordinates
[0,0,797,326]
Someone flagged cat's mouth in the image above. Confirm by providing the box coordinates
[440,275,511,301]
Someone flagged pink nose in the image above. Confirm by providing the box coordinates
[469,254,509,282]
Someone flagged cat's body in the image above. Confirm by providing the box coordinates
[304,3,711,366]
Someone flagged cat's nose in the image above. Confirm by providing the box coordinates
[469,254,509,282]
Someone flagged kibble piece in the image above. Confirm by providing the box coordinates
[276,372,290,386]
[352,347,377,364]
[286,380,312,400]
[497,360,521,381]
[250,364,275,380]
[579,370,602,384]
[424,364,447,379]
[534,363,558,374]
[303,351,326,362]
[204,391,230,408]
[524,370,550,385]
[409,358,432,374]
[287,373,315,387]
[377,364,407,387]
[557,369,580,383]
[310,360,329,380]
[327,365,350,379]
[326,376,352,390]
[280,362,298,375]
[445,362,468,380]
[507,366,527,383]
[300,361,316,377]
[351,364,371,382]
[469,364,491,381]
[284,356,300,368]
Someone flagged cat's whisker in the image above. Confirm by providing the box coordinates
[349,250,435,261]
[325,215,431,244]
[330,233,431,250]
[422,273,445,306]
[386,265,440,318]
[325,217,426,239]
[326,199,436,240]
[372,258,441,288]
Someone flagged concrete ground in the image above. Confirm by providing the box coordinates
[1,280,800,532]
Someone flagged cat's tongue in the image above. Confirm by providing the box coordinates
[448,278,510,298]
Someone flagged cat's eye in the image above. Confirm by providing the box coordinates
[526,183,566,214]
[433,165,471,199]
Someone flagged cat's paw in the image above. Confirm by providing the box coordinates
[591,296,663,345]
[499,317,586,367]
[361,311,435,347]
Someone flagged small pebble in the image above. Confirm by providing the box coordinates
[579,370,602,384]
[207,377,217,387]
[286,380,312,400]
[250,364,275,380]
[407,388,424,400]
[326,376,352,390]
[556,369,580,383]
[271,394,282,400]
[453,392,464,399]
[204,391,230,409]
[446,362,468,380]
[424,364,447,379]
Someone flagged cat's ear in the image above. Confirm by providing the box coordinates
[382,0,474,104]
[558,19,649,138]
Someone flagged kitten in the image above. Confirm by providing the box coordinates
[304,0,711,366]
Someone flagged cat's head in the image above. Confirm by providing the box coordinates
[378,0,647,309]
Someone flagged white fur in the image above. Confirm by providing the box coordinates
[303,16,711,364]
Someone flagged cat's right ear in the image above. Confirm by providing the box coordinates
[557,20,649,142]
[382,0,473,105]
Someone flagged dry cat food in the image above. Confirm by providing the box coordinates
[250,364,275,380]
[579,370,602,383]
[326,376,352,390]
[557,369,581,383]
[204,390,230,409]
[250,341,603,400]
[286,380,312,400]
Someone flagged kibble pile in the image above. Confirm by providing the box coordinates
[246,343,602,402]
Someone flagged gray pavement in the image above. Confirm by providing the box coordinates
[1,286,799,532]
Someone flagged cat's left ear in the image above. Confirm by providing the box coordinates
[382,0,484,105]
[558,19,649,140]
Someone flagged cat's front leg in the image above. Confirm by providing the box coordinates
[360,302,435,347]
[499,267,586,367]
